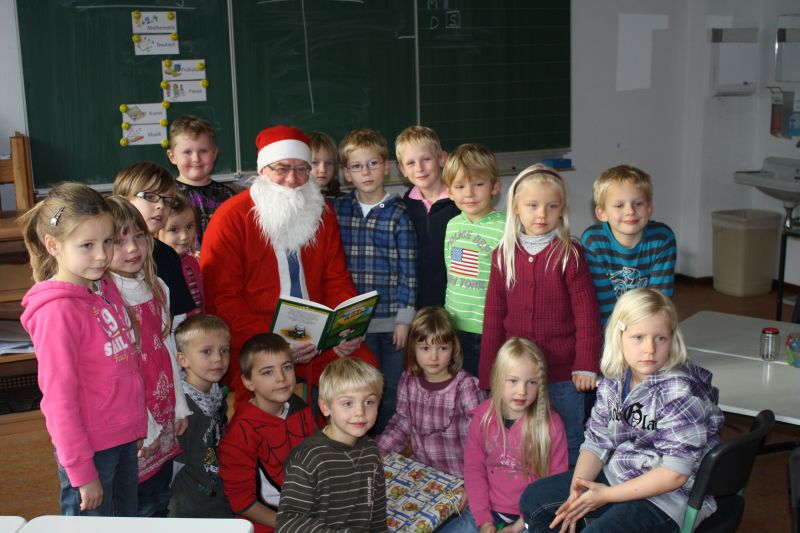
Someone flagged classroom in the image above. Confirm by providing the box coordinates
[0,0,799,532]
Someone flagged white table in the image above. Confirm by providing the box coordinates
[681,310,800,426]
[0,516,26,533]
[19,516,253,533]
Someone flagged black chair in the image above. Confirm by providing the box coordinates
[680,409,775,533]
[791,447,800,533]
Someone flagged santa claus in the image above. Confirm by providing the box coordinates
[201,125,377,401]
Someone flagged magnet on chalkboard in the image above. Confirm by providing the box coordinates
[119,104,128,113]
[166,12,175,21]
[170,32,178,41]
[121,122,130,130]
[163,59,172,68]
[132,11,141,20]
[160,118,168,127]
[160,139,170,148]
[160,80,169,90]
[132,34,141,43]
[201,80,209,88]
[120,138,129,147]
[161,100,170,109]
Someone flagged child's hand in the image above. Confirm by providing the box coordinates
[78,478,103,511]
[333,336,362,358]
[504,517,526,533]
[175,417,188,436]
[138,437,160,459]
[393,323,410,351]
[572,373,596,392]
[552,477,609,532]
[290,341,317,364]
[550,479,588,532]
[478,523,496,533]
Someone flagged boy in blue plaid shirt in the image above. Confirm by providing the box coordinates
[333,128,417,434]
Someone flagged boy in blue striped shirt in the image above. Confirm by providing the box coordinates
[581,165,676,326]
[333,128,417,433]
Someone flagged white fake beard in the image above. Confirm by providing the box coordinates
[250,177,325,251]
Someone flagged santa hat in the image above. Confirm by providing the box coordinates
[255,125,312,172]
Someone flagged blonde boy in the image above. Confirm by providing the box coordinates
[334,128,416,434]
[443,144,505,377]
[170,314,232,518]
[580,165,676,325]
[277,358,387,532]
[396,125,460,308]
[218,333,315,533]
[167,115,235,246]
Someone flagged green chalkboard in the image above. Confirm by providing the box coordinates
[17,0,569,187]
[418,1,571,152]
[17,0,235,188]
[232,0,416,171]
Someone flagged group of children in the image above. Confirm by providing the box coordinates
[17,114,725,533]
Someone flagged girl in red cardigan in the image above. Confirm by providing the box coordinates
[478,164,602,465]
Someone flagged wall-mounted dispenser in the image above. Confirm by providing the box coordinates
[710,28,759,96]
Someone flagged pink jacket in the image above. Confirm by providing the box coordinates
[463,399,569,526]
[21,277,146,487]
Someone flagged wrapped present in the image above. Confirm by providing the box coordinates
[383,452,465,532]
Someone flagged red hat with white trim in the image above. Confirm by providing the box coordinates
[255,125,311,172]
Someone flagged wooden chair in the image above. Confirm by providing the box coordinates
[0,132,35,212]
[0,133,35,302]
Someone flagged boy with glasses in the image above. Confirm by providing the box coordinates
[333,128,417,433]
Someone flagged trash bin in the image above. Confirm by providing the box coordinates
[712,209,783,297]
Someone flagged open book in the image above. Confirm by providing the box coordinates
[270,291,380,352]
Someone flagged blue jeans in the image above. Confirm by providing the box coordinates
[137,459,173,517]
[548,380,586,465]
[57,441,138,516]
[520,469,678,533]
[365,332,405,434]
[457,330,481,378]
[437,507,528,532]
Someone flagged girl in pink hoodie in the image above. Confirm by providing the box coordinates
[20,183,146,516]
[442,337,568,533]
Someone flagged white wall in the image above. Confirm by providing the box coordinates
[2,0,800,282]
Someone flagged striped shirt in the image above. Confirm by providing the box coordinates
[444,211,506,334]
[581,221,676,325]
[276,430,387,532]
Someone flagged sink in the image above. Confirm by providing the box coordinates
[734,157,800,207]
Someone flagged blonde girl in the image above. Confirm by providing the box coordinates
[479,164,602,464]
[521,288,724,533]
[308,131,341,199]
[113,161,194,319]
[19,183,145,516]
[376,307,483,476]
[106,196,190,517]
[445,337,567,533]
[158,193,204,316]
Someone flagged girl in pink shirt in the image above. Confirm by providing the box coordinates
[443,337,568,533]
[107,196,190,517]
[20,183,146,516]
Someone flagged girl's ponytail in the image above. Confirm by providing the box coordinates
[18,183,112,282]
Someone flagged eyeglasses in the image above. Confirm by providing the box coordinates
[266,164,311,178]
[347,159,384,173]
[135,191,179,209]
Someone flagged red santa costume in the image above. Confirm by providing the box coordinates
[201,126,377,401]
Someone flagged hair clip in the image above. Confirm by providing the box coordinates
[50,206,65,226]
[616,320,626,332]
